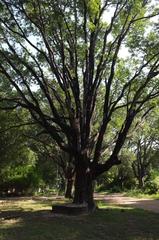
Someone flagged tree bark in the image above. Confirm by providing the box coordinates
[73,157,96,211]
[86,171,96,211]
[73,171,95,211]
[138,176,144,189]
[73,164,87,204]
[65,178,73,199]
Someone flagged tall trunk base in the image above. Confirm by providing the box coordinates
[73,169,96,212]
[138,177,144,189]
[65,179,73,199]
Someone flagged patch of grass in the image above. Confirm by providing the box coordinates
[0,197,159,240]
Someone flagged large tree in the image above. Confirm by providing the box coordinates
[0,0,159,210]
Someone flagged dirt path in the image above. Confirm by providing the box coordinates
[95,193,159,213]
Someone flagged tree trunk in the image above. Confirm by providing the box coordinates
[86,171,96,211]
[73,165,96,211]
[64,164,74,199]
[65,178,73,199]
[138,176,144,189]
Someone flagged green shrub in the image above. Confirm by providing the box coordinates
[0,166,42,196]
[144,170,159,194]
[144,181,159,194]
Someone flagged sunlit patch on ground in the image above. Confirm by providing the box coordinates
[0,218,22,227]
[0,199,51,212]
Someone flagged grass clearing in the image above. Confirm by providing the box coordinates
[0,196,159,240]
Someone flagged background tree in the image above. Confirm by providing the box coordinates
[131,109,159,189]
[0,108,39,196]
[29,133,75,198]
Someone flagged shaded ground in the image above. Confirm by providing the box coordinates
[1,196,159,240]
[95,193,159,213]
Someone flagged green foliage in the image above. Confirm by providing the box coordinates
[144,170,159,194]
[0,106,42,195]
[96,149,136,192]
[144,181,159,194]
[0,165,41,196]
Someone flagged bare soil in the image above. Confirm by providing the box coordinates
[95,193,159,213]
